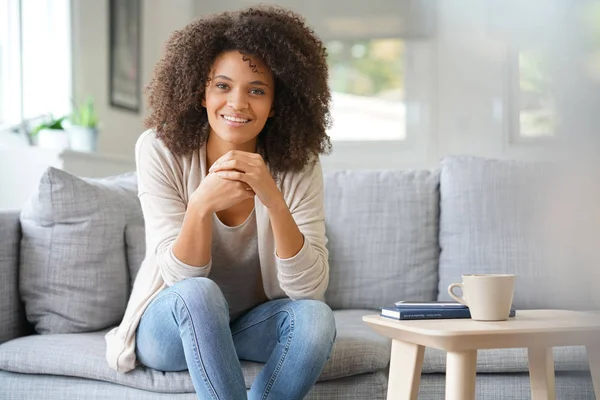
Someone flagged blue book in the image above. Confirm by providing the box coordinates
[380,306,516,320]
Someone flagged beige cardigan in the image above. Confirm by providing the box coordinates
[105,130,329,373]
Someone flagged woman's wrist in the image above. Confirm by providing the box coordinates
[267,195,303,259]
[189,195,213,219]
[266,193,287,212]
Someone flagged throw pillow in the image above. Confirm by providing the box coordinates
[437,156,600,310]
[324,170,440,310]
[19,167,145,334]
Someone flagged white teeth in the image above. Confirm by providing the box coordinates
[223,115,249,123]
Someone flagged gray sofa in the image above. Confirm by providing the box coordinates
[0,156,597,399]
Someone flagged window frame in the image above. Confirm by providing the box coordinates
[321,39,435,169]
[506,44,562,147]
[192,0,437,169]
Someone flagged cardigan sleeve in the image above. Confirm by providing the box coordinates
[275,158,329,301]
[135,130,211,286]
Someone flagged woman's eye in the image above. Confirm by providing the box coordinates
[216,83,229,90]
[250,88,265,95]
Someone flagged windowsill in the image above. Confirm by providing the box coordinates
[0,132,134,164]
[60,149,134,164]
[0,132,33,149]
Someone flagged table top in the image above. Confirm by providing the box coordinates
[363,310,600,351]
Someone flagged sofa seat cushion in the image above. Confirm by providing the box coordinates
[0,370,389,400]
[0,310,389,393]
[421,346,590,374]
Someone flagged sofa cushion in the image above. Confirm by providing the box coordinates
[323,170,440,310]
[0,211,25,344]
[0,310,389,392]
[437,156,600,310]
[19,167,145,334]
[0,370,388,400]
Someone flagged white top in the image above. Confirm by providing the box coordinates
[209,209,268,321]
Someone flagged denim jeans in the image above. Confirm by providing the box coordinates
[135,277,336,400]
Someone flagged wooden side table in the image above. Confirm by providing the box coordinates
[363,310,600,400]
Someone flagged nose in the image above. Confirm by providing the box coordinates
[227,88,248,111]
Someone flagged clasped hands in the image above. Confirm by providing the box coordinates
[209,150,284,210]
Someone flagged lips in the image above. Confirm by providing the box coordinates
[221,114,251,123]
[220,114,252,127]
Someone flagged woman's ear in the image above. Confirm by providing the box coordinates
[269,108,275,117]
[201,98,206,108]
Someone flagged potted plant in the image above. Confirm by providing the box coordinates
[31,116,70,151]
[67,96,99,152]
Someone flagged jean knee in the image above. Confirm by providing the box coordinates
[294,300,336,352]
[167,277,228,316]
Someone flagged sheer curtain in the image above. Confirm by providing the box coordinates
[0,0,22,128]
[21,0,71,121]
[0,0,71,130]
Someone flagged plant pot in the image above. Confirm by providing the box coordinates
[37,128,70,151]
[67,126,98,152]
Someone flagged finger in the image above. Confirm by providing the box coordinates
[235,181,255,195]
[209,159,250,173]
[237,181,253,191]
[214,150,247,164]
[215,170,247,182]
[214,150,260,165]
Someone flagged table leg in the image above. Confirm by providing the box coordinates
[586,344,600,398]
[527,347,556,400]
[386,339,425,400]
[445,350,477,400]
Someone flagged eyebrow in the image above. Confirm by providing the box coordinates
[213,75,269,87]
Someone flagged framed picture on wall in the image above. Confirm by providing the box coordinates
[109,0,142,112]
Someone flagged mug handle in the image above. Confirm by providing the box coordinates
[448,283,468,306]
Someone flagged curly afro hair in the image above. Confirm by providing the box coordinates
[144,5,332,174]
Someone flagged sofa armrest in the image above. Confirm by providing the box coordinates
[0,210,26,344]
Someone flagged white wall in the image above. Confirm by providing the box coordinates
[71,0,195,157]
[433,1,585,164]
[0,140,62,210]
[435,1,505,160]
[71,0,598,170]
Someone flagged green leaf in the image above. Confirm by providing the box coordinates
[30,115,66,136]
[70,96,98,128]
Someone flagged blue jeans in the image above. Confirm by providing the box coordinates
[135,277,336,400]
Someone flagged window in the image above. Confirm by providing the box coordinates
[518,48,556,137]
[0,0,70,132]
[193,0,435,167]
[326,38,406,141]
[21,0,71,120]
[0,0,5,126]
[0,0,20,128]
[216,0,434,145]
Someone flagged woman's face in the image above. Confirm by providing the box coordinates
[202,50,275,147]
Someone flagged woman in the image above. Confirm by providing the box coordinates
[105,6,336,400]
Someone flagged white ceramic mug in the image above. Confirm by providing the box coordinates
[448,274,516,321]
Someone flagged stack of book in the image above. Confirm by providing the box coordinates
[381,301,516,320]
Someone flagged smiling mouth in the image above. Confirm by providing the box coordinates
[221,115,251,123]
